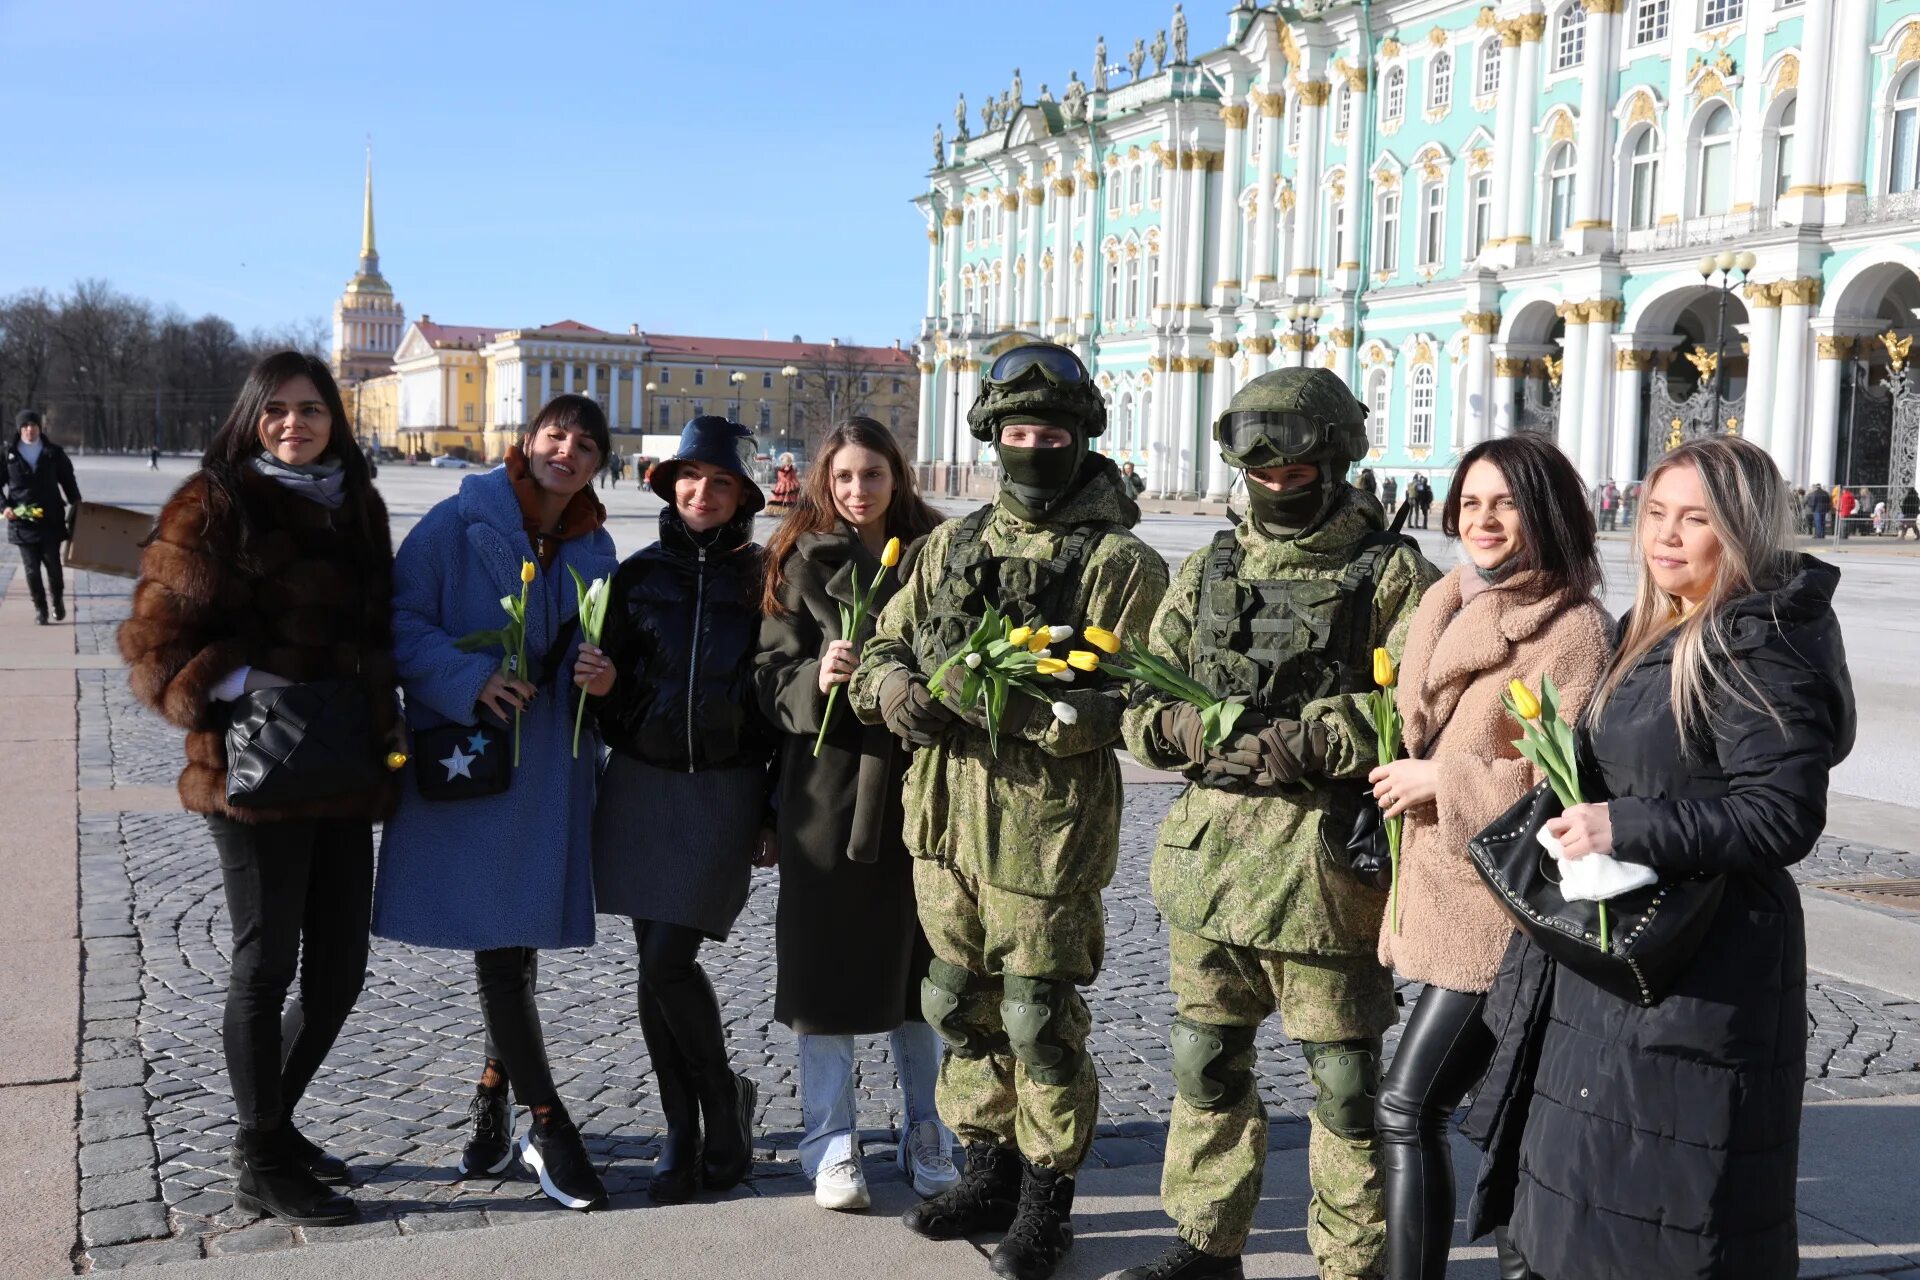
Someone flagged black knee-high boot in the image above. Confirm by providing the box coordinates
[635,921,757,1192]
[638,979,702,1202]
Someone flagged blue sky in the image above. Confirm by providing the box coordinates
[2,0,1188,346]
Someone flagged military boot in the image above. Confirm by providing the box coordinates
[901,1140,1021,1239]
[1117,1239,1245,1279]
[988,1159,1075,1280]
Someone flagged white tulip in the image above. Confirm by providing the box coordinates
[1051,667,1075,681]
[1051,701,1078,725]
[964,652,983,669]
[1048,625,1074,642]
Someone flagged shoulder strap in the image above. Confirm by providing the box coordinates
[1202,527,1241,593]
[535,617,582,690]
[1338,529,1418,678]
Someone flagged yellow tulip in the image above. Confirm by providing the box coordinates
[1372,647,1397,689]
[1067,650,1101,672]
[385,752,409,772]
[520,560,537,584]
[1027,630,1052,653]
[1509,679,1541,720]
[1034,657,1069,675]
[881,537,902,568]
[1082,626,1122,654]
[1007,626,1033,647]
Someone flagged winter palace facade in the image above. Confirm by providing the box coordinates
[911,0,1920,504]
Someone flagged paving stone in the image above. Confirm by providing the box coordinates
[84,1236,205,1269]
[80,1135,156,1178]
[79,1169,160,1213]
[204,1221,297,1255]
[79,1199,170,1247]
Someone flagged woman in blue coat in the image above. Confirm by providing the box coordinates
[373,395,619,1213]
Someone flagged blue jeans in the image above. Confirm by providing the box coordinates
[798,1024,949,1179]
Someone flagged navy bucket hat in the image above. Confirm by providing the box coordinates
[649,415,766,515]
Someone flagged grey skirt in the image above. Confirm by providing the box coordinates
[592,754,763,938]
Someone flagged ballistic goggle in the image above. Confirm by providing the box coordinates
[984,345,1092,387]
[1213,410,1357,461]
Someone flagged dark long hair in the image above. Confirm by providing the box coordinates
[761,417,943,615]
[522,393,611,473]
[1441,433,1602,603]
[200,350,380,548]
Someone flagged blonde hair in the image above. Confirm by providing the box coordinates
[1588,436,1797,741]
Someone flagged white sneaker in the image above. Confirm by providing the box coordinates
[899,1120,959,1198]
[814,1155,870,1211]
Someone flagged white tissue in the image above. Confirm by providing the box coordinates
[1537,827,1659,902]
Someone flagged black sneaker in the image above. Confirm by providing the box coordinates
[520,1106,608,1212]
[901,1140,1021,1240]
[458,1087,516,1177]
[1117,1238,1247,1279]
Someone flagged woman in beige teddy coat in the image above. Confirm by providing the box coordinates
[1366,433,1613,1280]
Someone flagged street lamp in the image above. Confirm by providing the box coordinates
[1286,302,1325,368]
[780,365,801,453]
[1697,250,1757,432]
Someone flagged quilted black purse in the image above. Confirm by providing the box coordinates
[224,678,381,810]
[1466,779,1726,1007]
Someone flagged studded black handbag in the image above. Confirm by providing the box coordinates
[1466,779,1726,1007]
[224,678,381,810]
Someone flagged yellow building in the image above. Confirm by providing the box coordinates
[390,319,499,458]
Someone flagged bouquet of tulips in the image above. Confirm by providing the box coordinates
[1503,674,1609,949]
[569,567,612,758]
[456,559,535,766]
[815,536,901,757]
[926,608,1087,758]
[1078,626,1251,749]
[8,504,44,520]
[1367,647,1406,933]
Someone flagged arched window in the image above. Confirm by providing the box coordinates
[1136,390,1151,453]
[1383,67,1406,121]
[1147,246,1161,311]
[1545,142,1577,242]
[1694,102,1735,215]
[1073,255,1086,310]
[1479,38,1502,96]
[1555,4,1586,70]
[1129,165,1144,207]
[1104,255,1121,321]
[1337,82,1353,134]
[1242,196,1260,282]
[1150,159,1164,203]
[1290,94,1303,146]
[1626,126,1660,229]
[1409,365,1436,447]
[1890,66,1920,194]
[1117,394,1134,452]
[1108,171,1123,213]
[1419,181,1446,267]
[1366,368,1390,448]
[1429,52,1453,111]
[1375,189,1401,273]
[962,275,977,316]
[1328,201,1349,275]
[964,208,976,246]
[1124,253,1141,319]
[1469,172,1494,255]
[1768,95,1796,199]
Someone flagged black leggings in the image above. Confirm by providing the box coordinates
[632,919,728,1076]
[18,540,63,611]
[1377,984,1501,1280]
[208,814,373,1131]
[474,947,557,1108]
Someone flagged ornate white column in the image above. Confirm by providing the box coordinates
[1779,3,1833,226]
[1487,21,1524,251]
[1338,78,1367,289]
[1244,331,1276,381]
[1052,177,1077,334]
[1580,301,1619,485]
[942,205,965,321]
[1557,313,1590,468]
[1823,0,1873,224]
[1739,284,1782,454]
[1568,0,1619,255]
[1023,166,1046,327]
[540,357,552,406]
[605,365,618,430]
[1000,188,1019,329]
[1491,347,1521,435]
[924,214,942,319]
[1213,100,1250,306]
[1205,334,1238,501]
[1286,79,1330,297]
[1805,334,1851,490]
[916,350,938,462]
[1501,14,1546,260]
[1249,88,1284,296]
[1610,341,1650,481]
[1770,284,1817,481]
[1079,165,1101,338]
[1462,311,1499,444]
[1182,153,1210,311]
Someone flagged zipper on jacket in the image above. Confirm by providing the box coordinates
[687,547,706,772]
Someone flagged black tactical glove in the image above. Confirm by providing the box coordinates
[1248,718,1330,788]
[877,670,956,747]
[943,664,1041,737]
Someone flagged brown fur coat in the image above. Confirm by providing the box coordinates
[117,469,400,823]
[1378,567,1612,993]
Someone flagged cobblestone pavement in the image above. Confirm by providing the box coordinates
[59,570,1920,1268]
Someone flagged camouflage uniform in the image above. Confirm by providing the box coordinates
[1120,371,1440,1280]
[851,466,1168,1173]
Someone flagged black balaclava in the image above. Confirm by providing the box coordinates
[997,416,1088,521]
[1243,465,1325,537]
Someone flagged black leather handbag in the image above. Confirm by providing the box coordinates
[224,678,381,810]
[1343,797,1395,892]
[1466,779,1726,1007]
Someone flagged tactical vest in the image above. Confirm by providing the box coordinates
[915,505,1117,671]
[1190,527,1413,720]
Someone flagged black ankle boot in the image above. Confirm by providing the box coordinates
[902,1141,1022,1240]
[232,1126,357,1227]
[1117,1238,1246,1279]
[280,1124,353,1185]
[51,593,64,622]
[696,1069,757,1192]
[989,1159,1076,1280]
[33,605,47,625]
[1495,1227,1538,1280]
[639,984,702,1203]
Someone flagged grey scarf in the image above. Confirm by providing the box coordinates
[250,452,347,508]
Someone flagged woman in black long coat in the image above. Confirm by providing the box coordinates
[753,418,956,1213]
[2,410,82,624]
[1470,436,1854,1280]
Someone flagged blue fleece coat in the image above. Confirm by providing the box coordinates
[372,468,618,950]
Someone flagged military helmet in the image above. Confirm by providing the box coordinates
[966,342,1107,442]
[1213,367,1370,470]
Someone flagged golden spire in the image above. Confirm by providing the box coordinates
[361,142,376,259]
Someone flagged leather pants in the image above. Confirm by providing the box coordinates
[1376,985,1534,1280]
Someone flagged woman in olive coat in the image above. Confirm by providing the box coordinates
[753,418,955,1213]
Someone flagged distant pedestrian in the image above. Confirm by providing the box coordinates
[586,416,776,1205]
[1358,466,1378,497]
[1413,473,1434,529]
[117,352,401,1229]
[753,418,957,1213]
[1790,486,1808,535]
[1872,498,1888,535]
[609,454,622,489]
[372,393,617,1213]
[1599,478,1619,531]
[768,451,801,514]
[1808,482,1833,538]
[149,444,161,470]
[1470,436,1854,1280]
[2,411,82,625]
[1836,485,1857,539]
[1620,480,1639,528]
[1121,459,1147,499]
[1382,475,1398,513]
[1900,486,1918,540]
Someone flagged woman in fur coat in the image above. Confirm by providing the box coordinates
[1366,434,1612,1280]
[117,351,399,1230]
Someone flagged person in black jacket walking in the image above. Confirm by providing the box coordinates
[1470,436,1854,1280]
[3,411,83,624]
[578,416,777,1204]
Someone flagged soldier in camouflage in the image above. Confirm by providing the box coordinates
[850,342,1168,1280]
[1116,368,1441,1280]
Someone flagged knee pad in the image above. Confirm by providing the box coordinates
[922,958,998,1058]
[1170,1017,1255,1112]
[1000,975,1084,1087]
[1302,1038,1383,1141]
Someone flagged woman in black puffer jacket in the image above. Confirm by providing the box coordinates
[579,416,776,1205]
[1469,436,1854,1280]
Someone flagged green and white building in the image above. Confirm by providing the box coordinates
[911,0,1920,503]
